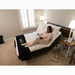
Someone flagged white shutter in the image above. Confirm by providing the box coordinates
[20,9,28,28]
[28,9,35,27]
[20,9,36,30]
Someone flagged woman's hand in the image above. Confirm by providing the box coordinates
[39,37,44,39]
[37,33,39,35]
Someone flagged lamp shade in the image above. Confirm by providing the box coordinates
[68,20,75,29]
[40,16,44,20]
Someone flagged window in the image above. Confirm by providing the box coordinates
[19,9,36,30]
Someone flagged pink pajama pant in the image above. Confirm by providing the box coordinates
[28,37,46,46]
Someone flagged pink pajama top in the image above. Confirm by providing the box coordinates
[40,31,53,44]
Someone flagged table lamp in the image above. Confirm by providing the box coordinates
[40,16,45,22]
[68,20,75,38]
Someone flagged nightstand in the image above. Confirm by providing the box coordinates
[60,39,75,58]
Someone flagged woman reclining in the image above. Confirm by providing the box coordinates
[21,26,53,47]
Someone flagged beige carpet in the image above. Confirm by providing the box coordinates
[0,40,73,65]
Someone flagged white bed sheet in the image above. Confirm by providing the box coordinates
[15,31,61,56]
[24,31,61,52]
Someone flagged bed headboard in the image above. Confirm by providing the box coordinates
[47,22,71,38]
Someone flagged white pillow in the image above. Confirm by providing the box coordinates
[52,27,61,40]
[45,24,61,40]
[36,23,47,33]
[36,23,61,40]
[45,24,60,31]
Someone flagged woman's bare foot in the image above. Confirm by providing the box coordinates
[25,45,31,47]
[21,43,28,46]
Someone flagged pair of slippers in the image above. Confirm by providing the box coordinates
[21,43,30,47]
[50,55,59,63]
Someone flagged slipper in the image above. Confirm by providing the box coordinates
[50,58,58,63]
[55,55,59,60]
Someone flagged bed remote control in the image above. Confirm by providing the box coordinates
[19,39,24,43]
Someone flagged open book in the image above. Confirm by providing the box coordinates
[37,35,44,39]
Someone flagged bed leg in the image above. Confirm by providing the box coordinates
[56,41,60,47]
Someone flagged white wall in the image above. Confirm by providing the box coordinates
[0,10,43,40]
[2,10,74,40]
[0,10,21,39]
[43,10,75,27]
[34,10,43,26]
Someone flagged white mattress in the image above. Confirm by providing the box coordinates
[14,37,19,56]
[24,31,61,52]
[15,31,61,56]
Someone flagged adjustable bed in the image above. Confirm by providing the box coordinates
[14,22,70,61]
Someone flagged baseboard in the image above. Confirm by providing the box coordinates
[4,37,14,42]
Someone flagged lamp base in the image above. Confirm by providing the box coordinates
[70,31,73,38]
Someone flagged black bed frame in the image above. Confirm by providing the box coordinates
[14,22,71,60]
[31,22,70,56]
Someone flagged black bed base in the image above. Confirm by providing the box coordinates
[14,34,62,61]
[31,34,62,56]
[15,35,31,61]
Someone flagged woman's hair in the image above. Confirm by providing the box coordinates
[47,26,52,33]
